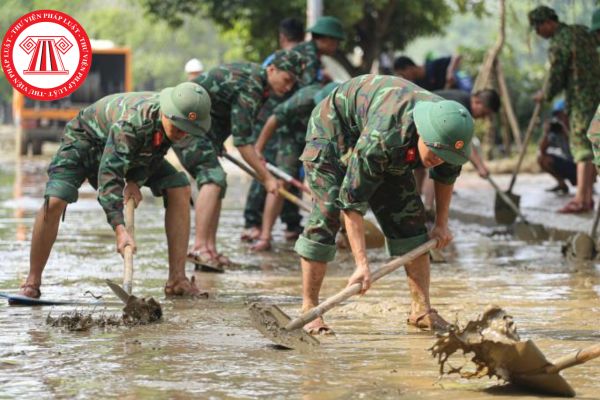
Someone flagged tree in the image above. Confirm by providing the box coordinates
[139,0,485,74]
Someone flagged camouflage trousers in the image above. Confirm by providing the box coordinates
[569,102,598,162]
[294,139,428,262]
[586,103,600,166]
[45,133,188,205]
[243,135,302,230]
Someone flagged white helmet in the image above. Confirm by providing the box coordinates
[185,58,204,73]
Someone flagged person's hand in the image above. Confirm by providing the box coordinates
[264,176,281,195]
[477,164,490,178]
[124,181,142,207]
[115,225,136,255]
[532,90,545,103]
[347,264,372,295]
[429,223,453,249]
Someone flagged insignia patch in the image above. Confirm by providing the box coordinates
[455,140,464,150]
[405,147,416,162]
[153,131,163,148]
[188,112,197,121]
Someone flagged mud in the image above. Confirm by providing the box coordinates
[1,156,599,399]
[46,310,123,331]
[122,295,162,324]
[430,305,520,380]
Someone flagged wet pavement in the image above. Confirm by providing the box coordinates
[1,155,599,399]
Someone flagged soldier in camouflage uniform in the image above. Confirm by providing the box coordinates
[294,75,474,334]
[529,5,600,213]
[293,16,345,86]
[15,82,211,301]
[250,82,339,251]
[587,104,600,167]
[174,50,304,267]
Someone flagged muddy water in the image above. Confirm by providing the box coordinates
[1,157,599,399]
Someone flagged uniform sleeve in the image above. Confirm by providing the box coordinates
[429,163,462,185]
[546,36,571,100]
[274,93,314,125]
[337,130,388,214]
[97,121,143,229]
[231,90,261,146]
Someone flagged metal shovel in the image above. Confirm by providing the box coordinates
[248,239,438,350]
[563,201,600,260]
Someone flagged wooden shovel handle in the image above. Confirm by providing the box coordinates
[547,343,600,374]
[123,198,135,295]
[285,239,438,330]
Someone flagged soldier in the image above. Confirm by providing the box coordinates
[294,75,474,334]
[529,5,600,213]
[294,16,345,86]
[176,50,305,267]
[587,104,600,168]
[241,18,306,243]
[251,82,339,251]
[15,82,210,301]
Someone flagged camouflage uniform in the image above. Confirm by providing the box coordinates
[294,75,462,262]
[587,103,600,166]
[45,92,189,229]
[292,40,321,86]
[243,95,302,230]
[173,62,270,196]
[545,23,600,162]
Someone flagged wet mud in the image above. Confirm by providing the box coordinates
[1,158,599,399]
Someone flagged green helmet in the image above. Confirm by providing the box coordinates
[308,16,345,40]
[528,5,558,27]
[413,100,474,165]
[160,82,211,137]
[592,8,600,32]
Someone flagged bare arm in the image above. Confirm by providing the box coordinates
[255,115,279,155]
[342,209,371,294]
[431,181,454,249]
[237,144,280,194]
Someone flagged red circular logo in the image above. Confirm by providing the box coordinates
[1,10,91,101]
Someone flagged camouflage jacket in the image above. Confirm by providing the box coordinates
[193,63,270,147]
[309,74,461,214]
[546,23,600,108]
[292,40,321,86]
[273,83,322,142]
[69,92,172,228]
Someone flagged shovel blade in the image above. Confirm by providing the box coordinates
[514,222,549,242]
[247,302,320,351]
[495,191,520,225]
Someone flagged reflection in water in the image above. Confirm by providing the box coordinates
[0,159,599,399]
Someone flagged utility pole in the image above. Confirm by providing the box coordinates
[306,0,323,32]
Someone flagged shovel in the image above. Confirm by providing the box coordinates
[563,201,600,260]
[495,79,547,225]
[223,152,385,249]
[505,341,600,397]
[248,239,438,350]
[106,197,136,297]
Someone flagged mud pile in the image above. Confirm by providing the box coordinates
[46,296,162,331]
[430,305,520,380]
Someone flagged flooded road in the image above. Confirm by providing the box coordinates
[1,156,599,399]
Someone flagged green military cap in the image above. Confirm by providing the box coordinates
[528,5,558,27]
[592,8,600,32]
[308,16,345,40]
[413,100,474,165]
[270,49,306,79]
[160,82,211,137]
[313,82,339,104]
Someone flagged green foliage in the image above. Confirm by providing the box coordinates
[138,0,456,72]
